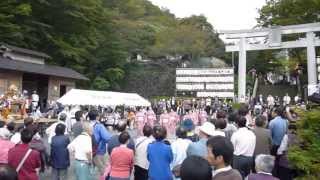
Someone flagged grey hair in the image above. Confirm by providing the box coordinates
[82,121,93,135]
[255,154,275,173]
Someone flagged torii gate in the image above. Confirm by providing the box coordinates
[220,22,320,103]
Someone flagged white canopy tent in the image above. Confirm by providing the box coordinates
[57,89,151,107]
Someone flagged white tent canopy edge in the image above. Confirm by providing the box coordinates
[57,89,151,107]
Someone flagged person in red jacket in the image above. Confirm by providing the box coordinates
[8,128,41,180]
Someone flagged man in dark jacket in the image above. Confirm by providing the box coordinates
[253,115,272,156]
[50,124,70,180]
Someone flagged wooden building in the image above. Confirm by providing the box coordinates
[0,43,87,108]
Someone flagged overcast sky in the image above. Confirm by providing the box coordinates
[148,0,266,31]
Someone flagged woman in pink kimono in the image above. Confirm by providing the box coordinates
[135,109,146,136]
[168,109,180,136]
[191,109,199,126]
[146,107,156,127]
[160,110,170,133]
[198,109,208,125]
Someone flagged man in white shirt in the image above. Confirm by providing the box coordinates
[59,107,74,133]
[31,90,39,112]
[171,127,192,171]
[283,93,291,105]
[45,113,67,144]
[206,97,212,107]
[68,121,93,180]
[267,95,275,108]
[294,95,300,104]
[258,94,264,105]
[68,122,92,161]
[134,125,154,180]
[254,102,263,116]
[231,116,256,179]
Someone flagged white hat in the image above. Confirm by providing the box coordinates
[0,128,11,139]
[199,122,216,136]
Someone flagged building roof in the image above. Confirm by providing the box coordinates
[0,43,51,59]
[0,57,88,80]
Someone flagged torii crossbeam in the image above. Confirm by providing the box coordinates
[220,22,320,103]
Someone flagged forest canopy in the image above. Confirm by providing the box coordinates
[0,0,225,92]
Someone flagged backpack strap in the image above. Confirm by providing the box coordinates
[135,137,148,149]
[16,149,32,173]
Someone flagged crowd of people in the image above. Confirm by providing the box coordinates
[0,94,301,180]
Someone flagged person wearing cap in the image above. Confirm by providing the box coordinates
[181,119,198,142]
[0,122,15,164]
[186,122,216,158]
[45,113,67,144]
[10,125,24,144]
[0,121,11,140]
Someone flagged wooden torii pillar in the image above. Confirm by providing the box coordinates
[220,23,320,103]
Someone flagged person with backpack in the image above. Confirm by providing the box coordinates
[8,128,41,180]
[88,110,112,177]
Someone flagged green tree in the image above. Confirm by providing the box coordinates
[257,0,320,27]
[0,0,31,45]
[289,108,320,179]
[257,0,320,88]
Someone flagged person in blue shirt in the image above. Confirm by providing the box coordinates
[147,125,173,180]
[269,107,288,153]
[89,110,112,177]
[269,106,288,178]
[51,123,70,180]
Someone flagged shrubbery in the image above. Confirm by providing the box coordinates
[288,108,320,180]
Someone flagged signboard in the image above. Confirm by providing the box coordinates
[176,68,234,98]
[176,68,234,75]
